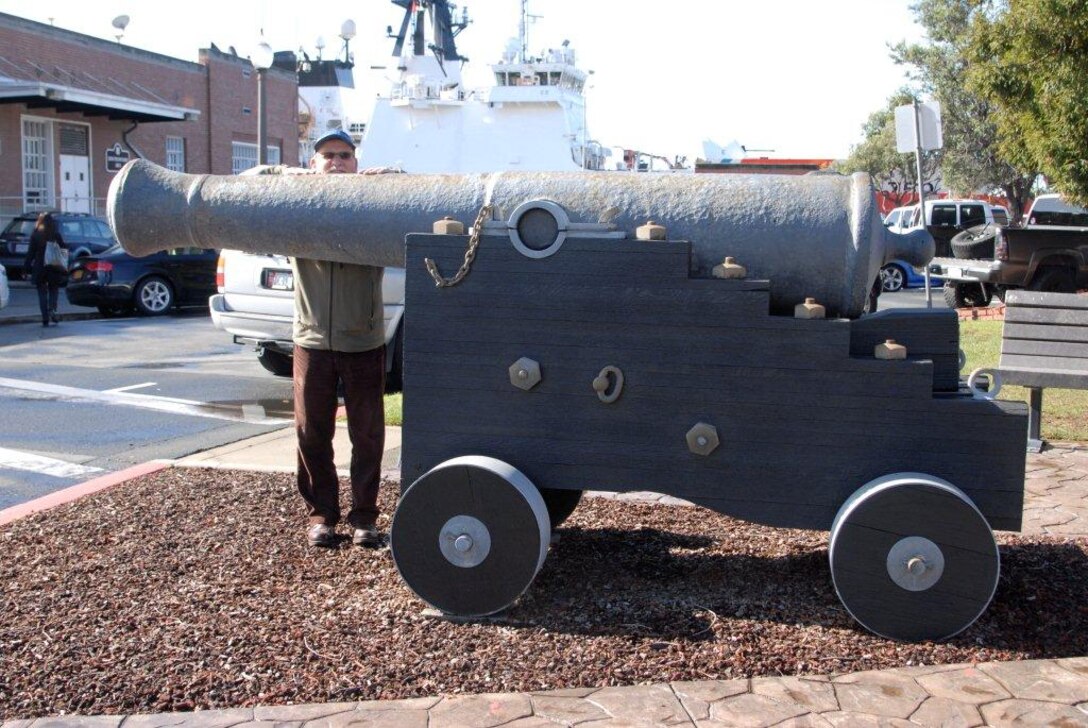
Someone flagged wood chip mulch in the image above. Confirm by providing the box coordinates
[1,468,1085,720]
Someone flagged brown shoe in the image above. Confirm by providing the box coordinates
[352,523,381,547]
[307,523,335,548]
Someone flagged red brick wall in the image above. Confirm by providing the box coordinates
[0,11,298,212]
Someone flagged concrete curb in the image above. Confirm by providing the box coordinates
[0,460,172,526]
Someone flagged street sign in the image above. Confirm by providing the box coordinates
[895,102,943,152]
[105,143,131,173]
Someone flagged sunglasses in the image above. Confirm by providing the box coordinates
[320,151,355,160]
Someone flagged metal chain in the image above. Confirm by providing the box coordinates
[424,204,494,288]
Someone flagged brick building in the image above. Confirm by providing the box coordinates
[0,12,298,222]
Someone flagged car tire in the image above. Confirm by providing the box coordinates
[1026,266,1077,294]
[133,276,174,316]
[97,304,131,318]
[951,224,997,260]
[943,281,991,309]
[880,263,907,292]
[256,347,294,377]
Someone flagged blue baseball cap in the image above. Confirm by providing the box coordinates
[313,129,356,151]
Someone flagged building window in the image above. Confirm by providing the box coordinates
[231,142,259,174]
[166,137,186,172]
[22,119,53,210]
[232,142,281,173]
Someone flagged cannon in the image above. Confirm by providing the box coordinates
[110,160,1027,642]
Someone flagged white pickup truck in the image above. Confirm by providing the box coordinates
[209,250,405,389]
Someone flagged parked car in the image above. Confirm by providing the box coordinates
[0,212,116,279]
[879,259,941,292]
[0,263,8,309]
[209,249,405,388]
[66,245,218,316]
[898,199,1005,256]
[882,206,914,233]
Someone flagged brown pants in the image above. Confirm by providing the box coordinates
[294,344,386,528]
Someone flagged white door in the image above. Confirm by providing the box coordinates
[59,155,91,213]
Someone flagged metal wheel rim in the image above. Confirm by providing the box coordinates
[139,280,170,311]
[881,266,904,292]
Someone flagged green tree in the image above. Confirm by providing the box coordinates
[892,0,1036,219]
[966,0,1088,207]
[838,89,941,209]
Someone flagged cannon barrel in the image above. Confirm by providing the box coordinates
[108,160,933,317]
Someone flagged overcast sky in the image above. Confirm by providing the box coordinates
[0,0,927,161]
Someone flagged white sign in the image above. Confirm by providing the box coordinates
[895,102,943,153]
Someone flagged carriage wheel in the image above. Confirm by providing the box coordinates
[391,456,551,617]
[829,473,999,642]
[540,488,583,529]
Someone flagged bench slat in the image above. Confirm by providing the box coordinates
[1005,307,1088,326]
[1005,291,1088,310]
[1002,339,1088,359]
[997,367,1088,390]
[999,353,1088,377]
[1003,322,1088,344]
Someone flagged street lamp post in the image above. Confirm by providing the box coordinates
[252,41,274,165]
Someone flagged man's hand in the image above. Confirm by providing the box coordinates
[239,164,315,176]
[360,166,406,176]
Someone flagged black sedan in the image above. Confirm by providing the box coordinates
[66,246,218,316]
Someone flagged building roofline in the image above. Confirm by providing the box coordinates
[0,11,198,72]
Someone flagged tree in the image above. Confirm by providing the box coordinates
[966,0,1088,207]
[891,0,1036,220]
[837,89,941,210]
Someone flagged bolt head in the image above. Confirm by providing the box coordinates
[509,357,542,390]
[686,422,720,456]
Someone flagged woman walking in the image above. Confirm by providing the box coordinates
[23,212,67,327]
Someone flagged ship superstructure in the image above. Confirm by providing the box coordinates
[359,0,609,172]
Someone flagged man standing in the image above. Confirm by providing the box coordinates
[294,129,386,548]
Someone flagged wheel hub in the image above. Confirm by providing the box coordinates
[438,515,491,568]
[886,536,945,591]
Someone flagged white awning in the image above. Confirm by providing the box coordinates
[0,78,199,122]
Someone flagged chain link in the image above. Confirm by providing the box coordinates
[424,204,494,288]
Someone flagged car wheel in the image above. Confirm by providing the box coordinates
[1026,266,1076,294]
[880,263,907,292]
[97,304,131,318]
[133,276,174,316]
[942,282,991,309]
[256,347,294,377]
[951,224,997,260]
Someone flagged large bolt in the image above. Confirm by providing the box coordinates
[636,220,667,241]
[454,534,474,553]
[686,422,720,456]
[794,297,826,319]
[712,256,747,279]
[906,556,927,575]
[433,216,465,235]
[508,357,542,391]
[875,339,908,360]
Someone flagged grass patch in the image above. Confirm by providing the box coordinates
[384,392,402,426]
[959,319,1088,442]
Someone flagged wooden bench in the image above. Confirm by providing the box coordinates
[968,290,1088,451]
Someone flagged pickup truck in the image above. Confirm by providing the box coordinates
[930,194,1088,308]
[209,250,406,389]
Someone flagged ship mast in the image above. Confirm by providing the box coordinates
[519,0,542,63]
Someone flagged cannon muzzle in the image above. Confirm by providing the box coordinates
[108,160,933,317]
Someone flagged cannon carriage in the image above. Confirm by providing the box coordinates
[109,161,1028,642]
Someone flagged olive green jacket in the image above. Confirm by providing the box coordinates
[291,258,385,352]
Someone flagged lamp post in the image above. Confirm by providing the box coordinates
[252,41,274,165]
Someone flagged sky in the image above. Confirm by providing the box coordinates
[0,0,928,162]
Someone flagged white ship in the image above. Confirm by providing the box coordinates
[359,0,609,172]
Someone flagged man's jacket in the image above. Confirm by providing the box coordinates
[291,258,385,352]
